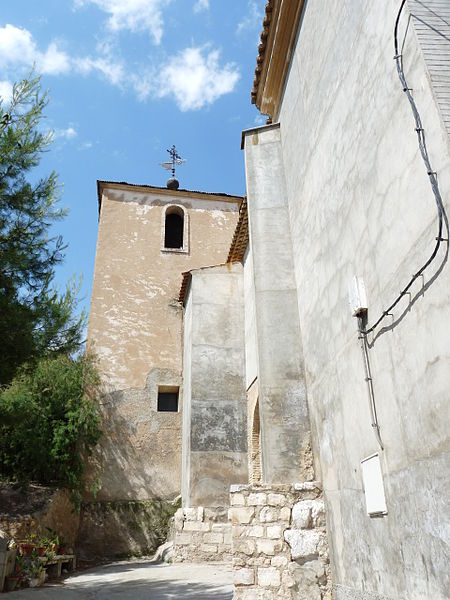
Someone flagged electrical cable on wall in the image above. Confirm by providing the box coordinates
[354,0,450,450]
[363,0,449,337]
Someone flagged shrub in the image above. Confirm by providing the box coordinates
[0,353,101,507]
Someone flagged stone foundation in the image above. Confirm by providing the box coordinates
[230,482,331,600]
[78,499,178,560]
[172,506,232,562]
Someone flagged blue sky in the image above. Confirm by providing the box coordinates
[0,0,265,319]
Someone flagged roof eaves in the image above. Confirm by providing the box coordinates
[178,263,229,305]
[227,197,249,263]
[251,0,306,119]
[179,271,192,305]
[251,0,275,106]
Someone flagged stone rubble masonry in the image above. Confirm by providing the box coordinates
[172,506,232,562]
[230,482,331,600]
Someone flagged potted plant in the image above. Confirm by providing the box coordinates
[25,559,45,588]
[5,557,25,590]
[19,532,38,557]
[42,528,59,553]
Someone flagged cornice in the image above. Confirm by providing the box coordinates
[97,180,243,216]
[252,0,306,120]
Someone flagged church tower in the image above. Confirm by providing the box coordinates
[83,169,243,556]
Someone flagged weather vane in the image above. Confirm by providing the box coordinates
[160,145,186,178]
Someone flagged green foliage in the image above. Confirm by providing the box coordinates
[0,354,101,507]
[0,72,84,385]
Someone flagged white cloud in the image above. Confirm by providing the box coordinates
[54,125,77,140]
[74,55,124,86]
[129,70,156,102]
[0,80,13,104]
[75,0,171,44]
[0,24,238,112]
[237,1,261,35]
[0,24,35,66]
[40,41,71,75]
[193,0,209,13]
[157,46,239,111]
[0,24,70,75]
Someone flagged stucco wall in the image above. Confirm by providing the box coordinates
[182,263,248,507]
[272,1,450,599]
[243,124,313,486]
[243,246,258,389]
[87,186,240,501]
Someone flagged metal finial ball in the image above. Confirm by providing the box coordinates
[167,177,179,190]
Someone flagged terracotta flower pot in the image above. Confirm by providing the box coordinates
[19,542,36,557]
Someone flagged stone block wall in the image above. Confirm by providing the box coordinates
[173,506,232,562]
[230,483,331,600]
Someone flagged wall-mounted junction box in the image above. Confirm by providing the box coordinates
[361,453,388,517]
[348,276,368,316]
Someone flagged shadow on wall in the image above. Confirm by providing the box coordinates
[78,377,182,560]
[367,234,448,347]
[83,370,182,503]
[77,497,179,561]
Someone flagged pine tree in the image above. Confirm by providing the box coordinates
[0,73,84,385]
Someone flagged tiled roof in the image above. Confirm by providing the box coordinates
[179,271,192,305]
[227,197,249,263]
[250,0,306,118]
[178,263,230,305]
[251,0,275,105]
[178,199,249,306]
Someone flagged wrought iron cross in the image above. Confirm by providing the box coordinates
[159,145,186,177]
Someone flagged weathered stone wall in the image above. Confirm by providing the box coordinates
[0,485,79,549]
[230,483,330,600]
[182,263,248,507]
[77,498,179,560]
[172,506,232,563]
[87,185,241,502]
[84,368,183,502]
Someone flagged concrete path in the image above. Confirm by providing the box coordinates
[9,561,233,599]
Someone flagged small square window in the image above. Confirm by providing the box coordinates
[157,386,179,412]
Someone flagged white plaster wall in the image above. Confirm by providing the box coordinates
[243,246,258,389]
[181,289,193,505]
[275,1,450,599]
[181,264,248,507]
[243,125,312,485]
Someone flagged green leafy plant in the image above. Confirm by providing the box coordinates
[41,528,59,547]
[14,556,25,576]
[0,353,102,508]
[25,558,44,578]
